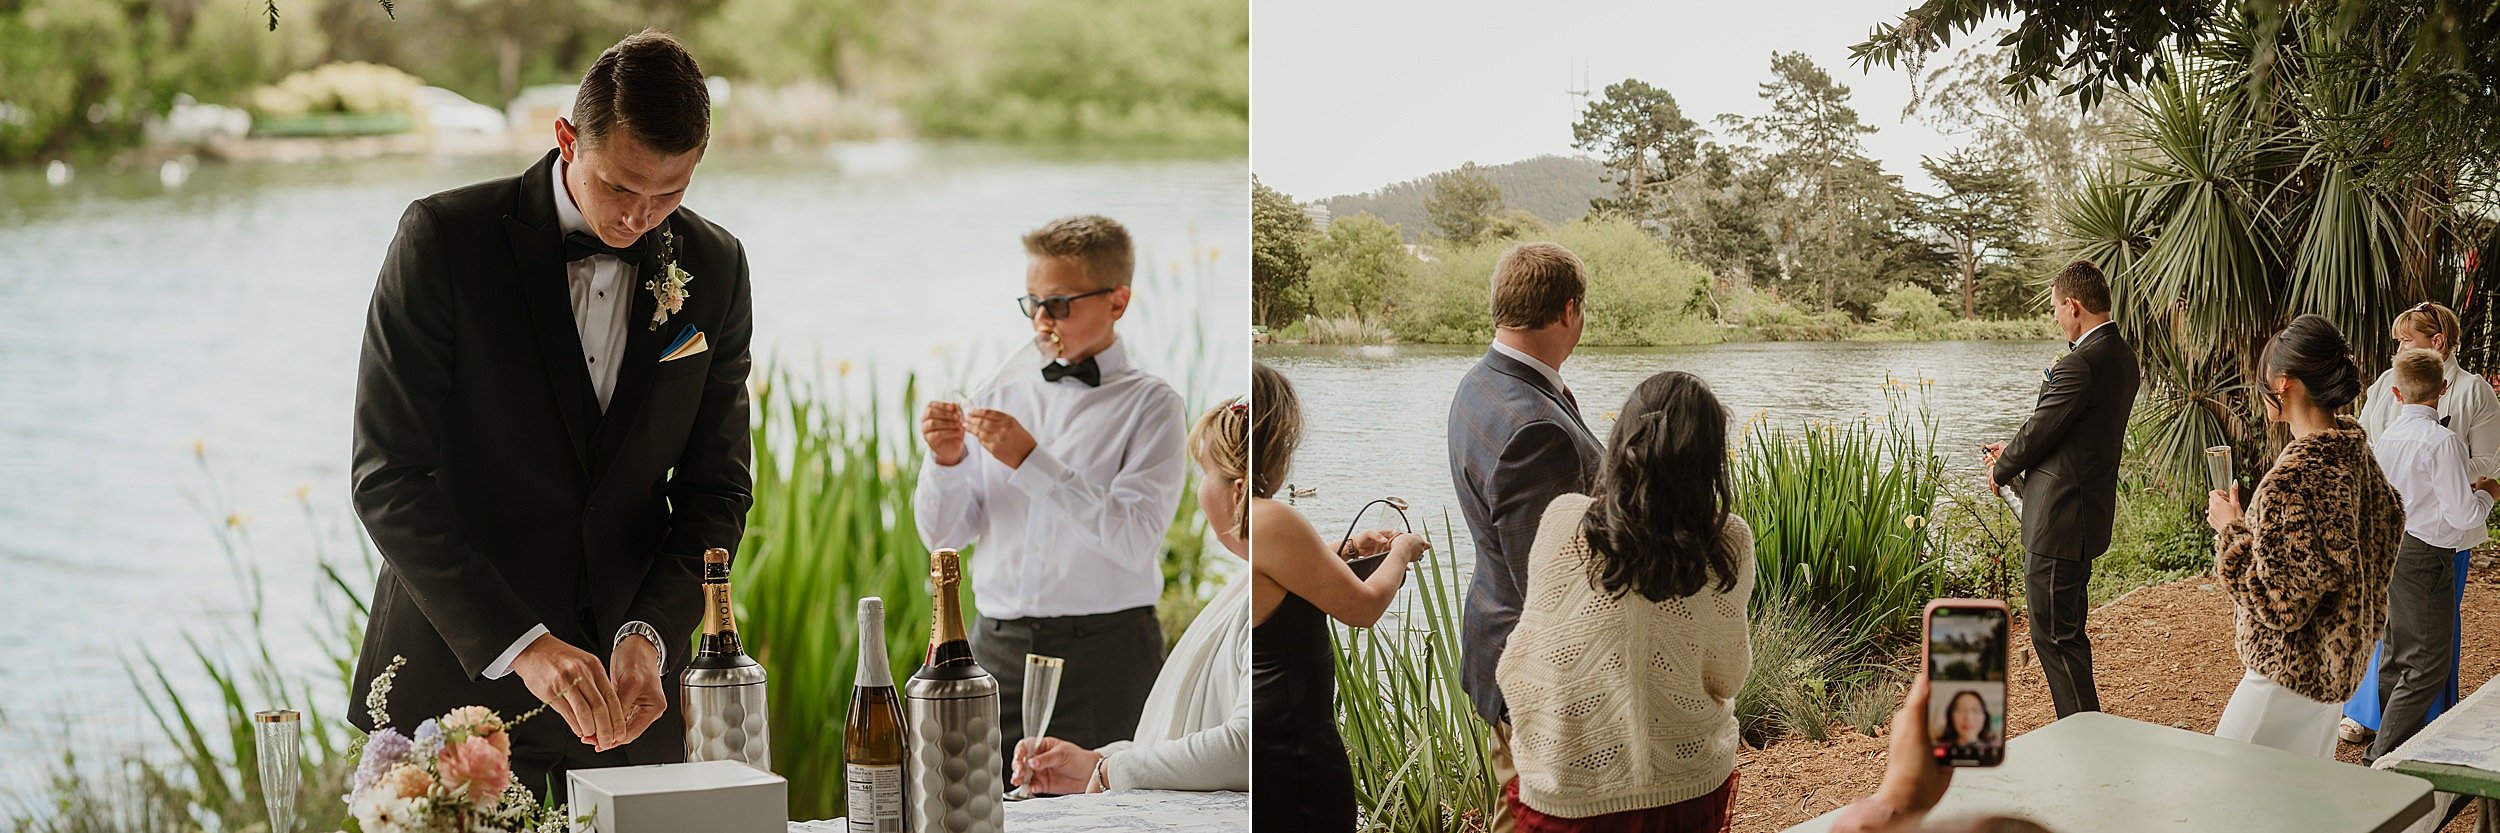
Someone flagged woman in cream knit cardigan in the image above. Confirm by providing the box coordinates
[1498,371,1753,831]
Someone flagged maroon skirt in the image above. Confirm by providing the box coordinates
[1505,771,1738,833]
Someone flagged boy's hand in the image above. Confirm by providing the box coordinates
[966,408,1037,468]
[923,402,968,466]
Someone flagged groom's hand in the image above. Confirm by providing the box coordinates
[965,408,1036,468]
[609,635,666,749]
[512,633,625,750]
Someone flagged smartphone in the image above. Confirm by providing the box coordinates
[1923,599,2010,767]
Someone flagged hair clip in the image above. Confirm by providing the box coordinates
[1228,399,1249,415]
[2410,301,2435,314]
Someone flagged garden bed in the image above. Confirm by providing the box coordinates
[1732,567,2500,832]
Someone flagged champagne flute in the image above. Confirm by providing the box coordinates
[254,709,301,833]
[1007,654,1066,801]
[2205,446,2235,494]
[942,334,1057,406]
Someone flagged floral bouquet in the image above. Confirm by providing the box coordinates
[339,656,589,833]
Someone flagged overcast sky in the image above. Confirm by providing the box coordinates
[1251,0,1987,200]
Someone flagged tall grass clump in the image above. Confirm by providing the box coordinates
[1332,516,1494,833]
[1732,380,1945,649]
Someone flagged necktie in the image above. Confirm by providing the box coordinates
[565,229,648,263]
[1042,356,1102,387]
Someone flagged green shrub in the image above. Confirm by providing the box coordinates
[1733,383,1945,648]
[1386,218,1719,346]
[1873,284,1954,330]
[1334,518,1494,833]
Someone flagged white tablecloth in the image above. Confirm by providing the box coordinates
[793,789,1246,833]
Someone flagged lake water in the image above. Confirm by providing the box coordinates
[1254,340,2067,608]
[0,143,1246,788]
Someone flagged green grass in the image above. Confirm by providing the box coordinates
[1732,381,1945,650]
[1332,516,1493,833]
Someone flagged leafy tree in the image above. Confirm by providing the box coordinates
[1728,52,1894,312]
[1425,161,1506,246]
[1904,41,2130,208]
[1571,78,1700,221]
[1915,148,2036,319]
[1304,213,1411,323]
[1852,0,2500,199]
[1251,177,1317,328]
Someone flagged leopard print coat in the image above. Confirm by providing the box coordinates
[2213,417,2406,703]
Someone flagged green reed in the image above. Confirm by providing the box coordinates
[1732,379,1945,649]
[1332,516,1495,833]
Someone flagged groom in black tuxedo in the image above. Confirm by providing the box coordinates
[348,30,753,793]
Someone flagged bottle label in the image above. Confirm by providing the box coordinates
[846,764,905,832]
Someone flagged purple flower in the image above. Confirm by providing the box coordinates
[411,718,443,758]
[354,729,411,793]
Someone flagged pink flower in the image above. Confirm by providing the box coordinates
[436,736,512,807]
[480,724,511,759]
[381,763,431,800]
[438,705,496,738]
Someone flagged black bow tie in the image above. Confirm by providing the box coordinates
[1042,356,1102,387]
[565,230,648,263]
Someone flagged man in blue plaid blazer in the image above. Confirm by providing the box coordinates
[1448,242,1605,833]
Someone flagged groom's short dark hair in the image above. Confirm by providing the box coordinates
[2051,260,2112,315]
[572,29,710,155]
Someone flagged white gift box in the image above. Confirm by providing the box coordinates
[566,760,787,833]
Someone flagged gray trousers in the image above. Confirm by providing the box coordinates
[973,606,1166,784]
[2026,551,2100,717]
[2368,534,2460,764]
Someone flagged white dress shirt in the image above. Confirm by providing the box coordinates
[2360,356,2500,482]
[2072,319,2116,349]
[914,338,1188,620]
[2374,403,2494,551]
[1490,338,1567,399]
[481,158,659,680]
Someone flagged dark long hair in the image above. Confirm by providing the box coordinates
[2262,314,2366,413]
[1580,371,1738,601]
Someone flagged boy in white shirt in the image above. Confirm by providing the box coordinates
[915,215,1188,782]
[2367,348,2500,764]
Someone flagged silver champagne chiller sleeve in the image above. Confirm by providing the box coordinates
[682,547,772,771]
[684,652,772,769]
[905,667,1003,833]
[905,547,1003,833]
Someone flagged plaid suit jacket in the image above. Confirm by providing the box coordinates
[1448,348,1603,725]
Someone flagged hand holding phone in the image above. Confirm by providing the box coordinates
[1923,599,2009,767]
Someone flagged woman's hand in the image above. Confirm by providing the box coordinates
[1390,532,1430,563]
[1873,674,1952,818]
[1010,736,1104,796]
[2205,487,2242,532]
[1337,529,1400,560]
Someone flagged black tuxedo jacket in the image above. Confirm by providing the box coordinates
[346,149,754,765]
[1992,323,2139,560]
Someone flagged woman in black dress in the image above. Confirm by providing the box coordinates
[1247,361,1428,831]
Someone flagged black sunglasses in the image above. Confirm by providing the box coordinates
[1017,288,1117,320]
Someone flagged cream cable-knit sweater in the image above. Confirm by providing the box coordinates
[1497,494,1754,818]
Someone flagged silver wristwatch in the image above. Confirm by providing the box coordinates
[614,620,667,673]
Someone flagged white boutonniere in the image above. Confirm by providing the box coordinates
[646,228,691,330]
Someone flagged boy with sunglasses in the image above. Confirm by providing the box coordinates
[914,214,1188,784]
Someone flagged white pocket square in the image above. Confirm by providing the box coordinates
[661,332,709,362]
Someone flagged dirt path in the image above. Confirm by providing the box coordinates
[1731,564,2500,832]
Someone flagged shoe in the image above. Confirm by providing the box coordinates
[2339,717,2374,745]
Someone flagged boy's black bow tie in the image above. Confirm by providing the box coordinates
[1042,357,1102,387]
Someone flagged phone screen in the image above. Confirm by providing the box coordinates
[1927,604,2008,767]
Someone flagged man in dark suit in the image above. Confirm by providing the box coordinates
[348,30,753,793]
[1449,243,1605,833]
[1984,260,2138,719]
